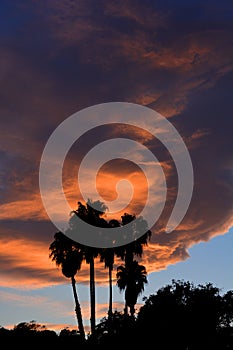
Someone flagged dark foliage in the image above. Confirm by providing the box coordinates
[1,281,232,349]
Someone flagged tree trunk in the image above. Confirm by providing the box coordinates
[108,266,113,318]
[89,256,96,335]
[124,301,128,315]
[125,248,134,267]
[129,304,135,317]
[71,276,85,340]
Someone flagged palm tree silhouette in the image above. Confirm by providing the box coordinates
[116,260,148,316]
[71,199,108,336]
[119,213,151,266]
[100,248,115,318]
[49,232,85,340]
[116,213,151,314]
[50,202,151,336]
[100,219,120,319]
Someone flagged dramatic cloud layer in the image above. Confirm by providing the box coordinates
[0,0,232,314]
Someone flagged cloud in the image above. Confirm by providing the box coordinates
[0,232,60,289]
[0,224,123,289]
[0,0,232,301]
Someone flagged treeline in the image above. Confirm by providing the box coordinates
[0,280,232,349]
[0,321,84,347]
[95,279,233,348]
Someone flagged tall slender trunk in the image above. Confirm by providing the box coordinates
[129,305,135,317]
[124,286,129,316]
[125,248,134,267]
[124,300,128,316]
[108,266,113,318]
[89,256,96,335]
[71,276,85,340]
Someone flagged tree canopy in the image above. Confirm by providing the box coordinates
[1,281,232,348]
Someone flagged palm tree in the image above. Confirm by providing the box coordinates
[117,213,150,317]
[84,246,99,336]
[118,213,151,269]
[100,248,114,318]
[125,213,151,256]
[49,232,85,340]
[71,199,108,336]
[100,219,120,319]
[116,260,148,316]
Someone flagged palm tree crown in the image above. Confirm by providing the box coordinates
[116,260,148,316]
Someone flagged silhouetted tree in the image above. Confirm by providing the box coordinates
[116,260,148,316]
[49,232,85,340]
[220,290,233,328]
[59,328,78,337]
[95,311,136,345]
[137,279,233,349]
[114,213,150,316]
[118,213,151,266]
[0,327,10,337]
[70,199,108,336]
[13,321,45,335]
[11,321,57,339]
[100,219,121,319]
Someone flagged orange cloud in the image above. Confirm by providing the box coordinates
[1,131,232,289]
[0,196,47,221]
[0,232,60,289]
[0,226,122,289]
[1,0,232,318]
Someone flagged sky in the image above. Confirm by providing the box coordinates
[0,0,233,334]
